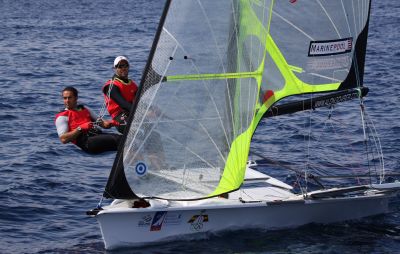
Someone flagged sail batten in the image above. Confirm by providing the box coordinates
[166,71,262,81]
[104,0,372,201]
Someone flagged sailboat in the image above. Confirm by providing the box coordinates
[88,0,400,250]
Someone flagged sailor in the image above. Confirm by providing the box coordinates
[55,86,121,154]
[102,56,139,134]
[103,56,167,169]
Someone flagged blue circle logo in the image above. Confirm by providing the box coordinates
[135,162,147,176]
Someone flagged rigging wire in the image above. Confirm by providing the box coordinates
[352,44,382,185]
[285,90,384,192]
[362,106,385,183]
[303,96,315,196]
[357,94,372,184]
[99,78,113,119]
[94,75,115,129]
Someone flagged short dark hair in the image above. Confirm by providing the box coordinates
[62,86,78,97]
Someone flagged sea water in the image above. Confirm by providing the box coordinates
[0,0,399,253]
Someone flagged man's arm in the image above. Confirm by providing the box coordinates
[105,85,133,113]
[56,116,82,144]
[59,128,82,144]
[86,106,116,129]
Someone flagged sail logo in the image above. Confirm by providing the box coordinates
[307,55,351,71]
[135,161,147,177]
[188,213,209,231]
[314,91,359,108]
[308,38,353,57]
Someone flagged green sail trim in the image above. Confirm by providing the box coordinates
[208,90,277,197]
[208,124,252,196]
[208,0,272,196]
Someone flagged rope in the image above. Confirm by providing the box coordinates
[96,196,104,209]
[93,76,115,128]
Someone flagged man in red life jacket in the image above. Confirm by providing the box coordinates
[55,86,121,154]
[103,56,167,169]
[102,56,138,134]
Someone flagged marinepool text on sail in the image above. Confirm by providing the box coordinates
[308,38,353,57]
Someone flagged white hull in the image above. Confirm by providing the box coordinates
[97,194,391,250]
[94,169,399,250]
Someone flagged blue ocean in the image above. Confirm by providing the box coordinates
[0,0,399,253]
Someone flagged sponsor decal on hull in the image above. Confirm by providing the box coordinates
[149,211,183,231]
[188,211,209,232]
[138,214,153,227]
[150,211,167,231]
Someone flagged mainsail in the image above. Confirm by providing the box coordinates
[104,0,371,200]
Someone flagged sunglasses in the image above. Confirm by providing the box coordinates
[116,64,129,69]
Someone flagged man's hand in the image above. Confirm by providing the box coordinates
[98,119,119,129]
[80,122,93,133]
[110,119,121,127]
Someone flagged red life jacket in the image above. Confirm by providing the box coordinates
[55,105,92,144]
[103,78,138,118]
